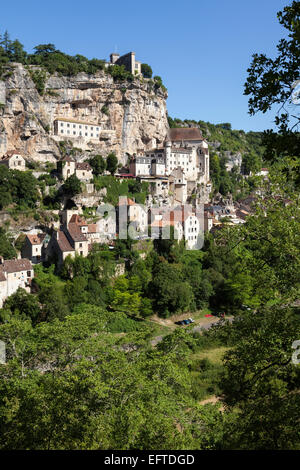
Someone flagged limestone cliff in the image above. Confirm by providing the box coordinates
[0,64,169,164]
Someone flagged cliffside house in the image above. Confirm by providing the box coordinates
[21,233,50,264]
[108,52,141,76]
[57,156,93,181]
[53,118,100,142]
[0,258,34,308]
[0,152,26,171]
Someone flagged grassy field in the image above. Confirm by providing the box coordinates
[189,346,229,402]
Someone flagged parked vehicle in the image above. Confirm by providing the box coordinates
[175,318,194,326]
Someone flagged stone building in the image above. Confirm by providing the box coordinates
[108,52,141,75]
[21,233,49,264]
[0,151,26,171]
[53,118,101,141]
[129,128,211,204]
[0,258,34,307]
[58,156,93,181]
[149,205,202,249]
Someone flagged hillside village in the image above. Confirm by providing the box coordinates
[0,47,270,314]
[0,124,268,307]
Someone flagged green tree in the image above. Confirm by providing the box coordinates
[0,227,17,259]
[3,288,40,323]
[89,154,106,175]
[141,63,153,78]
[244,1,300,162]
[106,153,118,175]
[63,174,81,196]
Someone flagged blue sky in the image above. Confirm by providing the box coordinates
[0,0,289,131]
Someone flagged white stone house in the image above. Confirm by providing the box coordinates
[54,118,100,141]
[0,152,26,171]
[0,258,34,307]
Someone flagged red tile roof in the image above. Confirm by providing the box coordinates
[69,214,88,226]
[26,233,46,245]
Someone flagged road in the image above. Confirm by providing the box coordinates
[150,316,233,346]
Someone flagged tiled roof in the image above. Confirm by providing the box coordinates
[0,258,32,274]
[88,224,98,233]
[69,214,88,226]
[1,150,23,161]
[170,147,192,153]
[56,231,75,253]
[26,233,46,245]
[54,117,99,126]
[168,128,203,142]
[62,156,75,163]
[67,224,88,242]
[76,162,92,171]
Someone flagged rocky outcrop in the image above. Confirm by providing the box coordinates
[0,64,169,164]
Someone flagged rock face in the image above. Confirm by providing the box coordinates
[0,64,169,164]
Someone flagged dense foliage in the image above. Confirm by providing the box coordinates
[0,32,166,91]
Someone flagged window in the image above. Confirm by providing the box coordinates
[85,133,88,136]
[61,122,64,126]
[79,243,82,248]
[73,131,76,135]
[91,133,93,137]
[79,125,82,129]
[67,123,70,127]
[73,124,76,128]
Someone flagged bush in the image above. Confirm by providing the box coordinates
[141,63,152,78]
